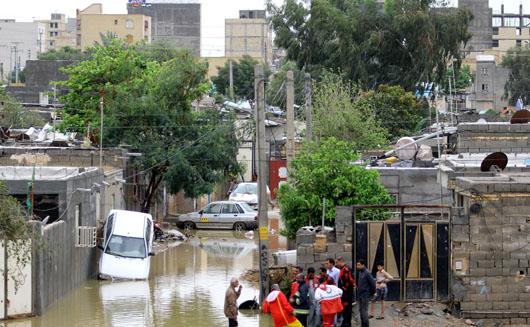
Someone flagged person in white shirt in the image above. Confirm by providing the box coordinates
[325,258,340,285]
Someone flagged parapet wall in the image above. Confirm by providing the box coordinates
[457,123,530,153]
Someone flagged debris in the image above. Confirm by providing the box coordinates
[166,229,186,241]
[244,230,254,239]
[420,307,434,315]
[465,319,476,325]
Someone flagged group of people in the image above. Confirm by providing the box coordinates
[224,258,393,327]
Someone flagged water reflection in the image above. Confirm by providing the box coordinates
[4,231,274,327]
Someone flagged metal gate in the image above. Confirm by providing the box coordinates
[353,205,450,301]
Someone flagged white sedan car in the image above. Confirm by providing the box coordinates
[176,201,258,231]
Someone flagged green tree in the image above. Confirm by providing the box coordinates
[267,0,472,91]
[211,56,264,100]
[0,182,33,291]
[266,61,306,108]
[38,46,86,61]
[312,72,388,150]
[502,46,530,106]
[441,64,473,93]
[277,138,394,239]
[0,89,45,128]
[357,84,427,139]
[59,40,241,212]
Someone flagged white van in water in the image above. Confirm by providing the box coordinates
[99,210,154,280]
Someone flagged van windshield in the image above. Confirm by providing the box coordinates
[105,235,146,259]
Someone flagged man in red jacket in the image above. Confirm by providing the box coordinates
[263,284,302,327]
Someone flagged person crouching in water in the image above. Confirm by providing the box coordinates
[370,263,393,320]
[314,278,343,327]
[262,284,303,327]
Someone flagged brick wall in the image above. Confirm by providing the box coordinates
[296,206,353,270]
[457,123,530,153]
[453,177,530,324]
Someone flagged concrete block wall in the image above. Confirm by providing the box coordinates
[453,179,530,322]
[457,123,530,153]
[296,206,353,270]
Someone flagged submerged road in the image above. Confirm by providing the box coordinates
[5,230,284,327]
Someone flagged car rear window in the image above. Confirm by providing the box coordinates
[239,202,255,212]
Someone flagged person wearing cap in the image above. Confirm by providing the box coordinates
[262,284,303,327]
[224,277,242,326]
[292,273,310,326]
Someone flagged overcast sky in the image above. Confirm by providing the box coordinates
[1,0,527,56]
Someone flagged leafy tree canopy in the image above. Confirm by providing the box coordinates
[357,84,428,140]
[441,64,473,92]
[0,89,45,128]
[211,56,270,100]
[38,46,86,61]
[277,138,394,239]
[502,45,530,106]
[59,39,241,211]
[312,72,389,149]
[267,0,472,91]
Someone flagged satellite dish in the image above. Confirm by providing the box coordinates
[510,109,530,124]
[395,137,418,161]
[480,152,508,172]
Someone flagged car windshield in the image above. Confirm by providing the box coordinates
[105,235,146,259]
[233,184,257,195]
[239,202,255,212]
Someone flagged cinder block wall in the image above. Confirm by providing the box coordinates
[457,123,530,153]
[453,178,530,324]
[296,206,353,270]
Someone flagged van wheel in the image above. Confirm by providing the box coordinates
[183,221,196,230]
[233,222,246,232]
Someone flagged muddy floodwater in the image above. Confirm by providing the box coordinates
[4,231,281,327]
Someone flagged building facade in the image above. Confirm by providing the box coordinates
[36,14,77,51]
[459,0,493,54]
[0,20,46,83]
[127,1,201,55]
[77,4,151,49]
[225,10,272,65]
[473,55,509,112]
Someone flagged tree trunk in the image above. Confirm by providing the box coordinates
[141,167,166,214]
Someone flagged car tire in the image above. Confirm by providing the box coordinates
[233,222,246,232]
[183,221,196,230]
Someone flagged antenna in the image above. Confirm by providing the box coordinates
[480,152,508,172]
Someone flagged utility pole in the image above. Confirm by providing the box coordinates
[305,73,312,143]
[255,64,269,303]
[229,59,234,99]
[286,70,295,168]
[99,92,104,170]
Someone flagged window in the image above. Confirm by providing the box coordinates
[145,219,152,247]
[75,204,81,227]
[105,214,114,243]
[481,84,489,93]
[492,27,499,35]
[492,40,499,48]
[516,40,522,47]
[114,19,118,25]
[105,235,146,258]
[516,28,521,36]
[481,67,488,75]
[126,19,134,29]
[222,203,239,214]
[203,203,222,214]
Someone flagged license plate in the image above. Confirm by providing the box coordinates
[199,217,208,223]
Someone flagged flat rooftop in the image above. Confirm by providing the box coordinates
[0,167,98,181]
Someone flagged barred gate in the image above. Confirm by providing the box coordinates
[353,205,450,302]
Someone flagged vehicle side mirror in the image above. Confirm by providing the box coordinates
[97,245,104,251]
[148,252,155,257]
[198,210,204,214]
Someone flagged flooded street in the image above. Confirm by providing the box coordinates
[4,230,283,327]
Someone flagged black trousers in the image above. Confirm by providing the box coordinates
[358,297,370,327]
[228,318,238,327]
[296,313,308,326]
[341,303,353,327]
